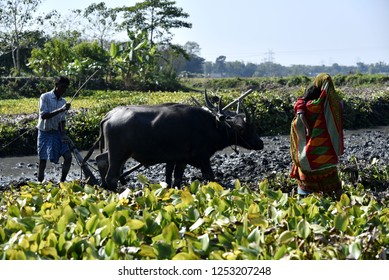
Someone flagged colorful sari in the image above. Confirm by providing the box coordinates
[290,73,344,193]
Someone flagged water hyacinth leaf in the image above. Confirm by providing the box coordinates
[297,219,311,239]
[247,227,261,243]
[89,203,101,216]
[139,244,157,258]
[103,202,117,217]
[334,212,349,232]
[259,180,269,192]
[19,237,29,250]
[162,222,179,243]
[75,206,90,219]
[187,207,200,222]
[0,227,5,242]
[274,245,288,260]
[189,218,204,232]
[212,197,227,212]
[57,215,67,234]
[47,232,58,248]
[113,226,129,245]
[137,174,149,185]
[172,252,200,260]
[204,206,214,216]
[348,240,362,259]
[104,239,115,257]
[310,224,327,234]
[155,242,174,259]
[248,203,260,214]
[7,205,20,217]
[265,188,283,201]
[189,180,201,194]
[338,193,351,208]
[86,215,99,234]
[127,219,145,230]
[181,189,194,205]
[119,188,131,199]
[178,189,194,207]
[197,233,210,252]
[278,230,295,244]
[20,206,34,217]
[207,182,224,192]
[83,185,95,194]
[219,230,234,245]
[63,205,76,223]
[41,247,58,259]
[247,213,268,228]
[234,179,242,190]
[18,217,35,232]
[8,250,27,260]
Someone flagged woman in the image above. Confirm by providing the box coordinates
[290,73,344,198]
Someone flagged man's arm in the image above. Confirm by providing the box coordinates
[41,103,71,120]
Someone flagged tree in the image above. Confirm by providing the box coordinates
[116,0,192,46]
[69,40,109,82]
[73,2,117,49]
[28,37,74,76]
[0,0,42,75]
[183,41,201,56]
[215,55,226,76]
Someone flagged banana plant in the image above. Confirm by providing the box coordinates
[109,30,158,89]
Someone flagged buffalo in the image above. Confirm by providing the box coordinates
[83,93,264,191]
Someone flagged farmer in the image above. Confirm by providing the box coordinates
[36,76,72,182]
[290,73,344,199]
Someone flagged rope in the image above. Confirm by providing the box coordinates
[0,127,36,153]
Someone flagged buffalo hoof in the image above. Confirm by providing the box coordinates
[100,183,118,193]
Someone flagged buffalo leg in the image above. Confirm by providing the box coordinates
[165,162,175,186]
[200,161,215,182]
[95,152,109,187]
[172,163,187,187]
[119,163,143,184]
[106,152,128,191]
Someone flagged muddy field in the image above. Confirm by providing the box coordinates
[1,127,388,193]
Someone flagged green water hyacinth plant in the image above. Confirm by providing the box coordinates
[0,175,388,260]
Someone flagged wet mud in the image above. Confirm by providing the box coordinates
[1,127,389,192]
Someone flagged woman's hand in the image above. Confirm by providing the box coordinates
[298,112,311,137]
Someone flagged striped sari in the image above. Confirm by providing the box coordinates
[290,73,344,193]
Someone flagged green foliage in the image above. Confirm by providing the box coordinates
[28,37,74,76]
[0,173,387,260]
[1,78,389,156]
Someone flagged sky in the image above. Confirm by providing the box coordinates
[37,0,389,66]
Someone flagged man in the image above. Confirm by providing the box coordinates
[36,76,72,182]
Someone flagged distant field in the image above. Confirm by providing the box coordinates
[0,91,202,116]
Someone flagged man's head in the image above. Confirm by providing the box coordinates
[54,76,70,96]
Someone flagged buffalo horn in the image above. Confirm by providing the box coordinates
[204,89,216,110]
[218,97,223,113]
[240,101,251,124]
[222,88,254,111]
